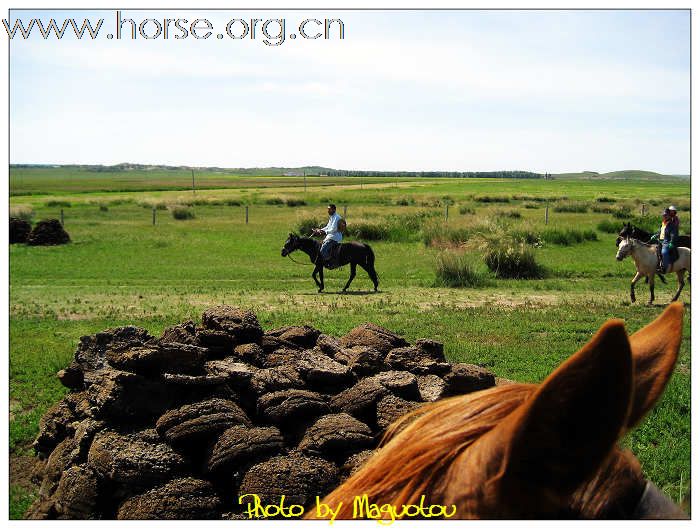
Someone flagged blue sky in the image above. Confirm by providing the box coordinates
[9,9,690,173]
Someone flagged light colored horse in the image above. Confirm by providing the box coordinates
[616,237,690,305]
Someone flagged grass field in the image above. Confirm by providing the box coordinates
[8,170,691,518]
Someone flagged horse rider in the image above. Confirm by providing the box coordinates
[650,206,679,273]
[312,204,343,263]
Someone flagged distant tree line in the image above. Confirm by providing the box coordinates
[11,164,544,179]
[324,170,543,179]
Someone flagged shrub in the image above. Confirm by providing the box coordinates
[434,252,491,287]
[46,200,71,208]
[523,202,540,209]
[498,210,521,219]
[475,195,510,203]
[296,215,323,235]
[395,197,415,206]
[459,206,475,215]
[224,199,242,206]
[9,205,34,221]
[346,221,388,241]
[171,206,195,220]
[553,202,588,213]
[596,196,617,203]
[484,243,544,279]
[541,228,598,245]
[265,197,284,205]
[285,199,307,207]
[99,204,109,212]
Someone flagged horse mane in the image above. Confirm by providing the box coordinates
[316,383,646,519]
[317,384,537,517]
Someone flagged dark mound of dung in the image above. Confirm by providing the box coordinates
[26,219,70,246]
[27,305,496,520]
[10,217,32,244]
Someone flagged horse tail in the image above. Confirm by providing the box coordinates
[365,243,375,268]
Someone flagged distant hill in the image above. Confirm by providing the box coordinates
[554,170,688,180]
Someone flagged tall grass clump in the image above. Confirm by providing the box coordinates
[99,204,109,212]
[596,196,617,203]
[597,219,621,233]
[46,200,71,208]
[510,229,542,246]
[224,199,242,206]
[9,205,33,221]
[434,251,491,287]
[459,205,475,215]
[523,202,540,209]
[395,197,415,206]
[484,242,544,279]
[171,206,195,220]
[265,197,284,205]
[421,223,471,247]
[498,209,521,219]
[475,195,510,203]
[591,205,616,214]
[553,202,588,213]
[285,198,306,207]
[612,205,633,219]
[541,228,597,245]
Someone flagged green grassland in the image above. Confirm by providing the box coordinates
[9,171,691,517]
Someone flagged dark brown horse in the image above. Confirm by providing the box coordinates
[308,304,687,520]
[281,233,379,293]
[616,222,691,249]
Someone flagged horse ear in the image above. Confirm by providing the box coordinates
[495,318,633,499]
[625,302,683,428]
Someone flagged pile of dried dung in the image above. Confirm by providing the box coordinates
[10,217,32,244]
[26,219,70,246]
[27,306,495,520]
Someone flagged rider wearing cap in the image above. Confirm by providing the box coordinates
[650,206,680,273]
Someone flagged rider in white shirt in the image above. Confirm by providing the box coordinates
[312,204,343,261]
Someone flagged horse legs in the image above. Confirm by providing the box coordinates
[343,263,357,292]
[630,272,642,303]
[359,263,379,292]
[671,270,686,302]
[647,275,655,305]
[312,265,324,292]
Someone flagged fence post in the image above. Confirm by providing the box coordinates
[152,207,156,226]
[60,209,64,226]
[343,205,347,218]
[641,203,646,216]
[245,206,249,224]
[545,203,549,225]
[445,205,449,222]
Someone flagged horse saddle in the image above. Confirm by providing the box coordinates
[656,244,679,273]
[323,241,342,269]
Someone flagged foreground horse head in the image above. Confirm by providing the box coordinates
[312,304,686,519]
[616,236,635,261]
[281,233,300,257]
